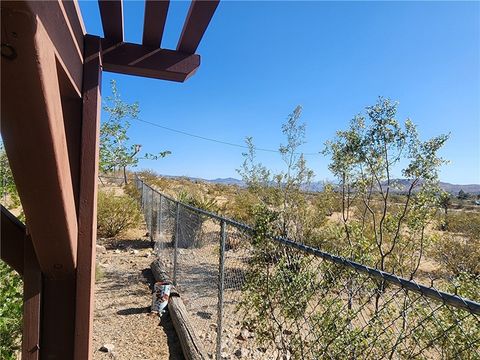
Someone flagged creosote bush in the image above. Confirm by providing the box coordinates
[97,190,142,238]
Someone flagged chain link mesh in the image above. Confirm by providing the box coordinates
[134,176,480,360]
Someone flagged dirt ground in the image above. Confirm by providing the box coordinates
[93,237,184,360]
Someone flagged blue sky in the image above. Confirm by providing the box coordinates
[79,1,479,184]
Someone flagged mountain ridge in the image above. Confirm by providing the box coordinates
[160,174,480,194]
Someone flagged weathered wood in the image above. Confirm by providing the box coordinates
[151,259,171,284]
[98,0,124,42]
[1,7,79,276]
[143,0,169,47]
[101,39,200,82]
[0,205,25,275]
[22,235,41,360]
[177,0,220,54]
[74,34,102,360]
[150,260,207,360]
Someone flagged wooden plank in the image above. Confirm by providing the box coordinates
[150,260,207,360]
[177,0,219,54]
[101,39,200,82]
[40,275,76,359]
[143,0,170,48]
[22,235,42,360]
[98,0,124,42]
[0,205,25,275]
[73,34,102,360]
[1,6,78,276]
[1,1,85,95]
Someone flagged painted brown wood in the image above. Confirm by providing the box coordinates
[98,0,124,42]
[1,1,85,95]
[1,6,78,276]
[0,205,25,275]
[40,275,76,359]
[143,0,170,47]
[73,34,102,360]
[150,260,207,360]
[101,39,200,82]
[177,0,220,54]
[22,235,41,360]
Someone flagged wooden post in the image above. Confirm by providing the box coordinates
[74,34,102,360]
[22,235,42,360]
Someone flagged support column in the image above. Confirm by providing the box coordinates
[74,34,102,360]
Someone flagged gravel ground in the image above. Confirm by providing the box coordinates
[93,238,184,360]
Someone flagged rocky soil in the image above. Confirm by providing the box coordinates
[93,237,184,360]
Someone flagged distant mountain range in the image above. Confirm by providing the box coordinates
[163,175,480,195]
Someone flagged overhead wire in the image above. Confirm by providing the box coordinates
[135,118,320,156]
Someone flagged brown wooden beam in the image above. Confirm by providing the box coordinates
[98,0,124,42]
[22,235,42,360]
[177,0,219,54]
[143,0,170,48]
[0,205,25,275]
[73,34,102,360]
[40,275,76,359]
[101,39,200,82]
[1,6,78,277]
[1,1,85,95]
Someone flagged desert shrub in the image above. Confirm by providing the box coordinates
[97,190,142,238]
[0,261,22,360]
[442,211,480,240]
[177,190,218,213]
[432,235,480,276]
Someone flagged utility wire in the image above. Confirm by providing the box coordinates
[135,118,320,156]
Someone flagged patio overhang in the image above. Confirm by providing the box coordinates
[0,0,219,358]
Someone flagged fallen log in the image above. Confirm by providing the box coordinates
[150,259,207,360]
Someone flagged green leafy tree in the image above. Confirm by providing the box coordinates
[237,106,315,241]
[323,97,449,278]
[100,80,171,183]
[0,144,24,358]
[0,261,23,360]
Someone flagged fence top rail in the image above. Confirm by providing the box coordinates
[135,175,480,315]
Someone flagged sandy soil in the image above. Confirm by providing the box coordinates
[93,238,184,360]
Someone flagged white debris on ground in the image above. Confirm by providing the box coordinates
[93,238,184,360]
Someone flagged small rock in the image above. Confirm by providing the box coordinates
[131,249,139,255]
[237,327,249,341]
[99,344,115,353]
[96,245,107,254]
[114,249,121,254]
[234,348,248,358]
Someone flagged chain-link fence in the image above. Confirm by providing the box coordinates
[135,176,480,360]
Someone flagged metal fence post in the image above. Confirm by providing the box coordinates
[159,194,163,242]
[216,220,226,360]
[149,188,154,243]
[173,202,180,285]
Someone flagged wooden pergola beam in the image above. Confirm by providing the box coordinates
[177,0,219,54]
[98,0,124,42]
[143,0,170,48]
[101,39,200,82]
[1,7,78,276]
[0,205,25,275]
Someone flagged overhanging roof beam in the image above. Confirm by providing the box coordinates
[101,39,200,82]
[143,0,170,48]
[177,0,219,54]
[98,0,124,42]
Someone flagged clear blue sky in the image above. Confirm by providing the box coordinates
[79,1,479,184]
